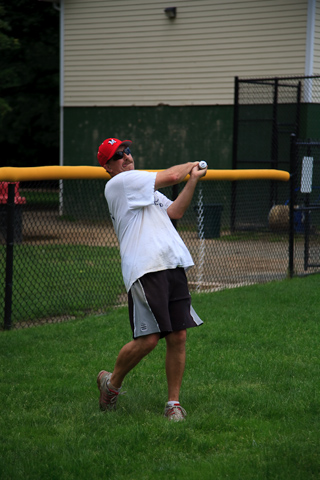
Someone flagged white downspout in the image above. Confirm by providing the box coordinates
[305,0,316,101]
[58,0,64,215]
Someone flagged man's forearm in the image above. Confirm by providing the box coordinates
[155,162,197,190]
[167,176,198,220]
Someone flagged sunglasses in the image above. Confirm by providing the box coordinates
[110,147,131,162]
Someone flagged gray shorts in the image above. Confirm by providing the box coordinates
[128,268,203,339]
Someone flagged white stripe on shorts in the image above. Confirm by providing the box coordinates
[131,279,161,338]
[190,306,204,326]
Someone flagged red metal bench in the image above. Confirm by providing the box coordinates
[0,182,26,205]
[0,182,26,243]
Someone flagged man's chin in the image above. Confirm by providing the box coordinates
[123,164,134,171]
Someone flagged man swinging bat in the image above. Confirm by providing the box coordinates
[96,137,207,421]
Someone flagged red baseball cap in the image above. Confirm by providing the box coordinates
[97,138,132,167]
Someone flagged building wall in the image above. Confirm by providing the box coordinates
[64,105,234,169]
[62,0,320,170]
[63,0,309,107]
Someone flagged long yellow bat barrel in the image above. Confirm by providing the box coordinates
[0,166,290,182]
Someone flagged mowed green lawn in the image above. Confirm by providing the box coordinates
[1,275,319,480]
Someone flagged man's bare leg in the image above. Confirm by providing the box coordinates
[110,333,160,389]
[165,330,187,401]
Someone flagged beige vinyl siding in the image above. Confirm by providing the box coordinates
[64,0,309,106]
[314,1,320,75]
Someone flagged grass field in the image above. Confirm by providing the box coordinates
[1,275,319,479]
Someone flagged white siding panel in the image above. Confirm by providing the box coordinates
[314,1,320,76]
[64,0,309,106]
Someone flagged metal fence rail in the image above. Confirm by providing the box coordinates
[1,166,318,330]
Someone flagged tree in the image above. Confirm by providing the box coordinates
[0,5,19,120]
[0,0,59,167]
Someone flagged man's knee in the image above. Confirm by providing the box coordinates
[136,333,160,355]
[166,330,187,348]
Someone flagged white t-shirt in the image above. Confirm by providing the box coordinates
[105,170,194,291]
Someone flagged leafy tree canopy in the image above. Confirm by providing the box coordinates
[0,0,59,167]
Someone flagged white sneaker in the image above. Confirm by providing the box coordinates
[97,370,121,411]
[164,402,187,421]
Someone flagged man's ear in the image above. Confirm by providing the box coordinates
[105,163,112,175]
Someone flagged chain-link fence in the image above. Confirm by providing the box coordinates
[233,75,320,220]
[2,74,320,330]
[291,137,320,274]
[2,170,318,330]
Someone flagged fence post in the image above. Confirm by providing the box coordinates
[270,78,279,209]
[231,76,239,232]
[4,183,15,330]
[288,134,297,278]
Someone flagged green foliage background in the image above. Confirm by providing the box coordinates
[0,1,59,167]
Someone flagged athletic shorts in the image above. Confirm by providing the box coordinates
[128,268,203,339]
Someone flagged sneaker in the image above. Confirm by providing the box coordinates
[164,402,187,421]
[97,370,121,411]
